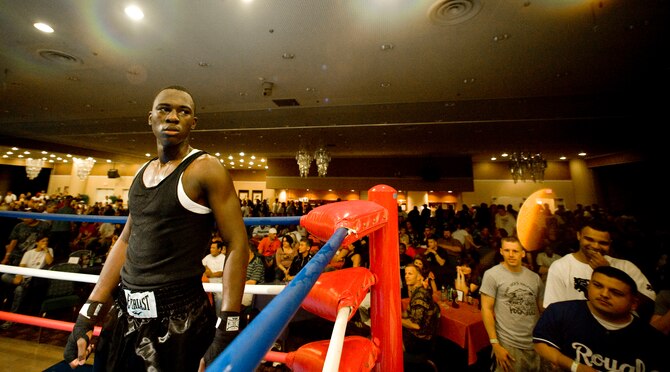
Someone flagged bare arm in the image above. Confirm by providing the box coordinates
[1,240,17,264]
[401,317,420,330]
[191,155,248,314]
[454,269,469,295]
[425,247,446,266]
[44,248,54,266]
[651,311,670,335]
[480,294,497,342]
[352,253,361,267]
[481,293,514,372]
[275,249,288,274]
[534,343,597,372]
[438,240,462,255]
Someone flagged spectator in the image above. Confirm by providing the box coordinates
[480,236,544,372]
[1,236,54,328]
[242,245,265,311]
[275,235,296,282]
[543,219,656,322]
[401,263,440,365]
[651,289,670,335]
[535,245,561,282]
[436,228,463,268]
[4,191,17,205]
[341,241,363,269]
[2,211,51,266]
[202,241,226,311]
[495,204,517,237]
[422,234,451,290]
[413,255,438,294]
[534,266,669,371]
[257,227,280,283]
[286,238,314,282]
[49,195,76,262]
[399,242,413,298]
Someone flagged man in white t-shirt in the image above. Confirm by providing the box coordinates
[543,219,655,321]
[494,204,517,237]
[1,236,54,329]
[202,241,227,311]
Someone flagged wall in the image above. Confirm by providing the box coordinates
[27,158,596,213]
[462,180,577,210]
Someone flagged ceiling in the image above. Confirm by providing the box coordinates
[1,0,668,168]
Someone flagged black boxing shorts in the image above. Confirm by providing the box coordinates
[94,278,216,371]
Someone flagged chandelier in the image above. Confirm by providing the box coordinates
[25,158,45,180]
[313,146,331,177]
[508,152,547,183]
[295,148,312,177]
[73,157,95,180]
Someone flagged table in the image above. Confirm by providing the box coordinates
[403,297,489,366]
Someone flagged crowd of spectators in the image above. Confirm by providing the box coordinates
[2,190,669,369]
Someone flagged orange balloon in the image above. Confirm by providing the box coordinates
[516,188,557,251]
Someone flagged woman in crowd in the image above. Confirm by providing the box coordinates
[275,235,296,282]
[413,255,438,294]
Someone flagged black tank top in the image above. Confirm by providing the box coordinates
[121,150,214,289]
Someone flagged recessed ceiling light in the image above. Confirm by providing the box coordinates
[34,23,54,33]
[380,43,394,51]
[124,5,144,21]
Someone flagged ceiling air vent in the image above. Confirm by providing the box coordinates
[428,0,482,26]
[37,49,82,65]
[272,99,300,107]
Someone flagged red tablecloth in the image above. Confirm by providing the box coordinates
[403,297,489,365]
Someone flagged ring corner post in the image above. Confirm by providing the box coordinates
[367,184,402,372]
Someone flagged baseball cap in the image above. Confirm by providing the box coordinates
[268,228,277,234]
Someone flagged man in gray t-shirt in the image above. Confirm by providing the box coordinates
[480,236,544,372]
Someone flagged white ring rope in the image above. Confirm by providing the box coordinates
[0,264,285,295]
[323,306,352,372]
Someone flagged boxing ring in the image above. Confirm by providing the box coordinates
[0,184,401,371]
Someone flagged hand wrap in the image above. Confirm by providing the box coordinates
[64,300,104,363]
[202,311,241,366]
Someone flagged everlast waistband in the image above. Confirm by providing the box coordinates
[117,277,207,318]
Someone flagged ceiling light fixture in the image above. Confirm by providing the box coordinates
[314,146,331,177]
[296,147,312,177]
[124,5,144,21]
[508,152,546,183]
[73,157,95,180]
[33,23,54,33]
[25,158,44,179]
